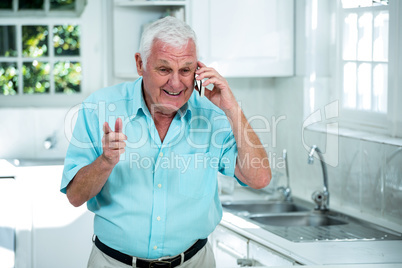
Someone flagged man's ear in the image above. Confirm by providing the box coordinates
[135,53,143,76]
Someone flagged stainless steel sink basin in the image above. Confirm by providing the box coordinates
[222,198,402,242]
[249,212,347,227]
[222,201,310,216]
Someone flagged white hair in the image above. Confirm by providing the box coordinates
[138,16,198,70]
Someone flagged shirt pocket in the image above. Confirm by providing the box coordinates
[178,152,218,199]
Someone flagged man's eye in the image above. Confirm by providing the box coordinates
[159,68,170,73]
[180,69,191,75]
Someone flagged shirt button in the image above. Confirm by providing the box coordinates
[159,152,163,157]
[153,245,157,250]
[158,184,162,188]
[157,216,161,221]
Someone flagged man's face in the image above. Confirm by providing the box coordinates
[136,39,198,117]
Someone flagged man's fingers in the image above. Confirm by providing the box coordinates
[103,122,112,134]
[115,118,123,133]
[107,141,126,150]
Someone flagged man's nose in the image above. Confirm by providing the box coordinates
[167,72,184,89]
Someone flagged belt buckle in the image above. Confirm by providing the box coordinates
[149,260,171,268]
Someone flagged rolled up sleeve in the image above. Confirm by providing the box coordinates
[60,101,102,194]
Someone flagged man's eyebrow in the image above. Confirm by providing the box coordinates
[156,60,195,67]
[157,59,170,65]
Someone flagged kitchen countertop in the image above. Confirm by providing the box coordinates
[0,159,17,178]
[220,187,402,266]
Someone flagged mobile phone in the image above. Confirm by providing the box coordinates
[194,73,204,97]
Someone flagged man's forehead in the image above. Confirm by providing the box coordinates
[156,59,195,67]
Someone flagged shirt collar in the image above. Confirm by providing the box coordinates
[131,77,193,121]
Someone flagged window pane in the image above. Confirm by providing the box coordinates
[373,63,387,113]
[22,61,50,94]
[343,62,357,109]
[0,26,17,57]
[357,13,373,61]
[343,13,358,60]
[0,0,12,9]
[50,0,76,11]
[0,62,18,95]
[19,0,44,10]
[22,26,49,57]
[54,61,81,94]
[373,11,389,61]
[53,25,80,56]
[357,63,372,110]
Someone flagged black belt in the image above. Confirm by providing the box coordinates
[94,236,207,268]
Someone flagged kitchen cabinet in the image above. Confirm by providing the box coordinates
[248,240,300,266]
[210,225,300,267]
[0,177,16,268]
[210,225,249,267]
[14,165,93,268]
[191,0,294,77]
[112,0,189,80]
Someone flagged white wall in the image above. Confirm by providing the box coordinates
[1,0,401,233]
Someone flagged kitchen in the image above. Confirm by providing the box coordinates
[0,0,402,267]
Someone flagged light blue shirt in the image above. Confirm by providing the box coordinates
[61,77,238,259]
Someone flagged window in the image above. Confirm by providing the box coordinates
[337,0,402,136]
[341,0,389,113]
[0,0,86,106]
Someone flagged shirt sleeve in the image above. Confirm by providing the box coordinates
[60,101,102,194]
[218,130,247,186]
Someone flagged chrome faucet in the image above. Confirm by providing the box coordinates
[43,132,57,150]
[308,145,329,211]
[277,149,292,201]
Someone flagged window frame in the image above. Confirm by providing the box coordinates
[0,0,86,18]
[335,0,402,137]
[0,1,87,108]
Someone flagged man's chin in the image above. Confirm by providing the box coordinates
[150,103,182,116]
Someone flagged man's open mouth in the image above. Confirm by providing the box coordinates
[163,89,182,96]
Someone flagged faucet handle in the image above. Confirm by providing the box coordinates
[277,186,292,201]
[311,190,329,210]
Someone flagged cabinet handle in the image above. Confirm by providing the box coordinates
[216,241,245,259]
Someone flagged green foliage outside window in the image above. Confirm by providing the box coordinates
[54,61,81,94]
[19,0,44,10]
[23,61,50,94]
[0,24,81,95]
[0,26,17,57]
[51,0,76,10]
[53,25,80,56]
[22,25,49,58]
[0,63,18,95]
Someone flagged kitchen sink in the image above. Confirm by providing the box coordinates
[249,212,347,227]
[222,198,402,242]
[222,200,310,216]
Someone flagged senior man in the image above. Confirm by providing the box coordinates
[61,16,271,268]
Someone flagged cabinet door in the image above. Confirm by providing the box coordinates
[112,1,188,79]
[191,0,294,77]
[249,240,301,266]
[210,225,248,268]
[0,178,16,268]
[29,166,93,268]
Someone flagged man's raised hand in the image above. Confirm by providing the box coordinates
[101,118,127,166]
